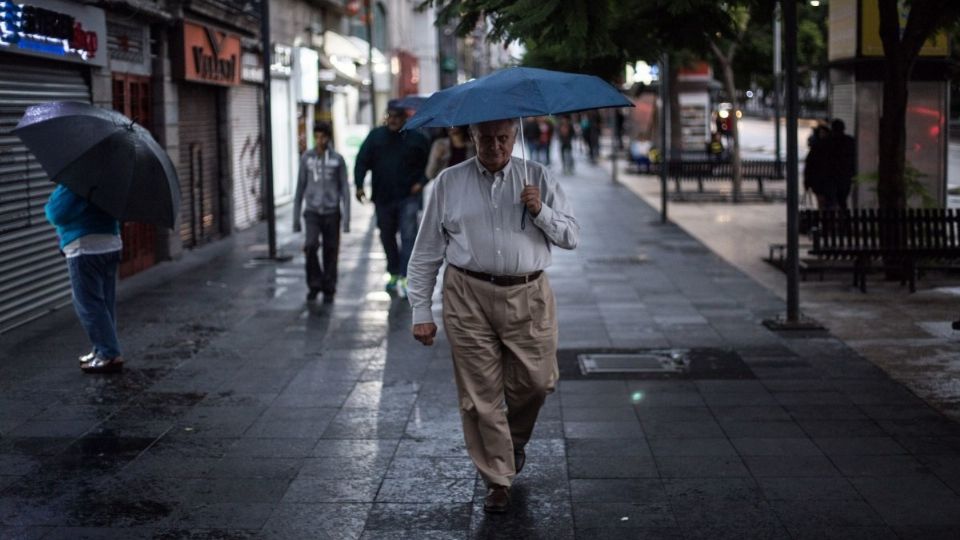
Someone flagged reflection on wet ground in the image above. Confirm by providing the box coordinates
[2,157,960,538]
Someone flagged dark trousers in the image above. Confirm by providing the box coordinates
[375,196,419,277]
[66,251,121,358]
[303,210,341,294]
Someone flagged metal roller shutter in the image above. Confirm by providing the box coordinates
[177,84,222,248]
[0,58,90,333]
[230,85,263,230]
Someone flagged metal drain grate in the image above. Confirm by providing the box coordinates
[559,348,755,380]
[578,351,688,375]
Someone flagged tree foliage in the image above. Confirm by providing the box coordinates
[421,0,739,80]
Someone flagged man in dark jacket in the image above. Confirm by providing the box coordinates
[803,122,833,209]
[294,122,350,303]
[828,119,857,210]
[354,99,430,296]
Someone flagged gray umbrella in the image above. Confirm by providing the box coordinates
[13,101,180,229]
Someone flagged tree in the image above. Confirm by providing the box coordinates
[876,0,960,210]
[709,3,750,201]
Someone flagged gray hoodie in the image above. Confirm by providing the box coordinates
[294,146,351,232]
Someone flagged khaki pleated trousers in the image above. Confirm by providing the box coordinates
[442,267,559,488]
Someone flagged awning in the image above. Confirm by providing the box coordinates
[321,30,387,86]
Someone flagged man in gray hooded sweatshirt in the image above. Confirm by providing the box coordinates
[294,122,351,303]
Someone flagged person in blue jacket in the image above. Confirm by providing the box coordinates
[44,184,124,373]
[354,99,430,297]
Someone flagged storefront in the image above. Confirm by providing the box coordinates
[0,0,105,332]
[107,15,157,277]
[174,21,240,247]
[230,49,264,231]
[269,44,297,205]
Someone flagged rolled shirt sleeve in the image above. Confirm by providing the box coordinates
[531,175,579,250]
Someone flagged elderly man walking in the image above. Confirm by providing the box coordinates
[406,118,579,513]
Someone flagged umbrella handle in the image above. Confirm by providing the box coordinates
[520,117,528,230]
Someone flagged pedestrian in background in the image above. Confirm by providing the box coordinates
[45,184,124,374]
[827,119,856,211]
[293,122,350,303]
[803,122,833,209]
[406,118,579,513]
[426,125,474,180]
[558,115,575,174]
[537,116,554,166]
[354,100,430,297]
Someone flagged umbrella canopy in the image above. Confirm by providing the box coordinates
[14,101,180,229]
[394,95,428,111]
[403,67,633,131]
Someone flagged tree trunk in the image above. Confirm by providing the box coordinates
[877,59,910,210]
[720,60,742,202]
[710,39,742,202]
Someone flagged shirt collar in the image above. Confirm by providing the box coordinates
[475,156,513,180]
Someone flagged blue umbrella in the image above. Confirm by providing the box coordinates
[394,95,428,111]
[403,67,632,130]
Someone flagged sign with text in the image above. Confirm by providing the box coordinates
[0,0,106,66]
[178,21,240,86]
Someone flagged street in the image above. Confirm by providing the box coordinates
[2,151,960,539]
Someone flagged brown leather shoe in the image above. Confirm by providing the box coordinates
[514,446,526,474]
[483,485,510,513]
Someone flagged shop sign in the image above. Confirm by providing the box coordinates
[271,44,292,76]
[0,0,106,66]
[295,47,318,104]
[179,21,240,86]
[241,51,263,83]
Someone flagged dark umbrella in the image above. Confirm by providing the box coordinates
[14,101,180,229]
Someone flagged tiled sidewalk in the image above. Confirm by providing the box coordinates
[1,155,959,539]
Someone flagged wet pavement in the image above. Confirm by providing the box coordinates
[2,153,960,539]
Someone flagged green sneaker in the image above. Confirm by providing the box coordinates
[397,277,408,299]
[385,274,399,292]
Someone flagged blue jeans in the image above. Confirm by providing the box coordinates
[375,195,420,277]
[66,251,122,359]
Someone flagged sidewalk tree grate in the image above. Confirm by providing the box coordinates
[558,348,754,380]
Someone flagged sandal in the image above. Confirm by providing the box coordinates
[80,355,124,374]
[79,350,96,364]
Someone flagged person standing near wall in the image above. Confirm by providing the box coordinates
[45,185,124,374]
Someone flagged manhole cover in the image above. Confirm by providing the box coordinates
[559,348,755,380]
[578,352,688,374]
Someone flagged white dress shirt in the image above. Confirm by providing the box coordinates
[407,156,579,325]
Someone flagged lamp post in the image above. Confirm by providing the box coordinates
[773,2,782,170]
[365,0,376,127]
[254,0,291,263]
[763,0,821,330]
[659,53,670,224]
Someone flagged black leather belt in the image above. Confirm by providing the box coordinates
[451,265,542,287]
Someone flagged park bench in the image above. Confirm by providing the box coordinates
[801,208,960,292]
[662,159,785,200]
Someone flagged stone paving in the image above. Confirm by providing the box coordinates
[2,155,960,539]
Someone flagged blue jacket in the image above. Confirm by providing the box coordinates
[44,184,120,250]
